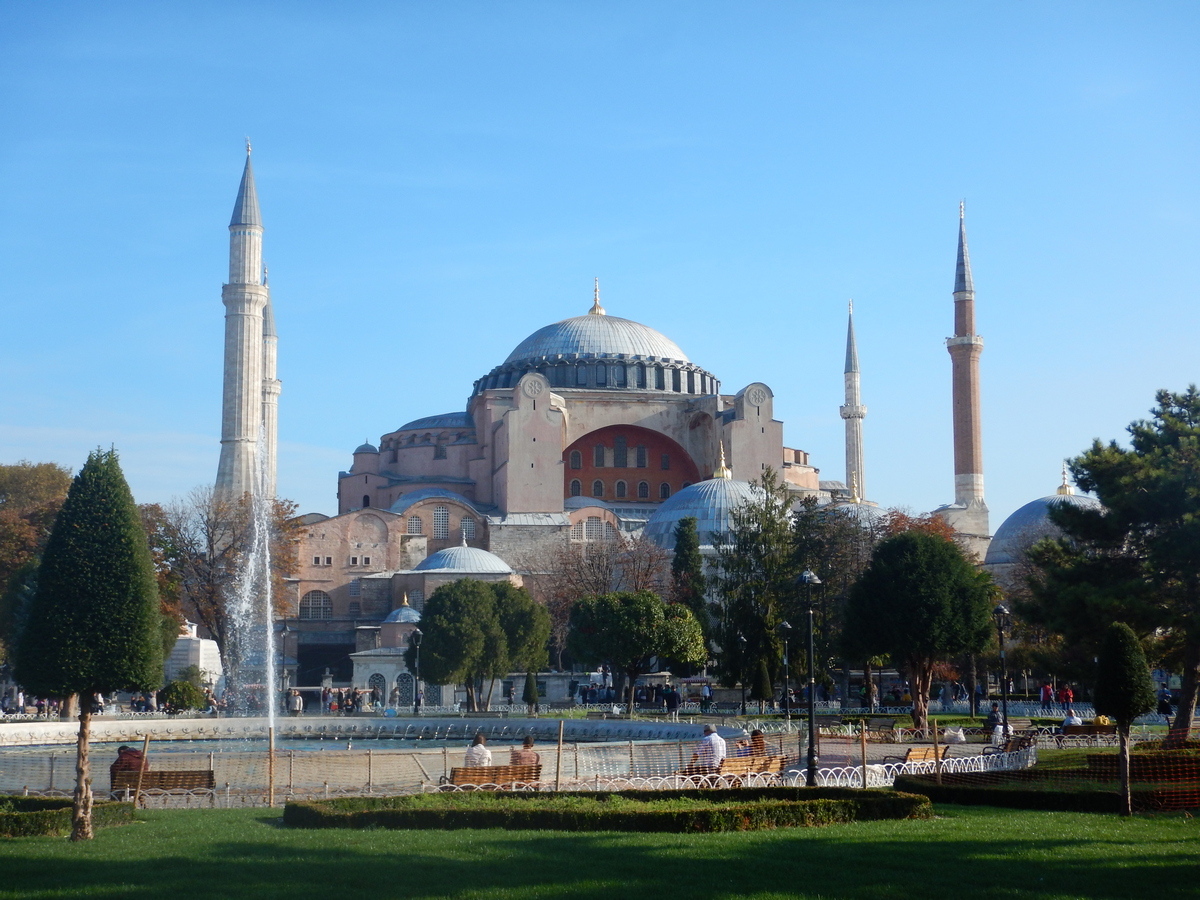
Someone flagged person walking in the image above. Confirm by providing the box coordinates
[665,684,681,721]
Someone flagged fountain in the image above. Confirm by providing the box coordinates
[223,429,277,731]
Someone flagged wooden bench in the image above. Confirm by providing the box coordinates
[983,735,1035,755]
[1063,723,1117,736]
[866,718,897,742]
[447,764,541,789]
[718,754,783,778]
[881,746,949,764]
[110,769,216,804]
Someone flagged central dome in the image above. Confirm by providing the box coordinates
[505,314,689,365]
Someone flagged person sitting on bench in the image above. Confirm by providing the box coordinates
[691,724,727,771]
[109,745,147,781]
[464,733,492,767]
[509,736,539,766]
[1062,708,1083,728]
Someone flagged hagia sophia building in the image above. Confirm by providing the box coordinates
[214,148,1077,691]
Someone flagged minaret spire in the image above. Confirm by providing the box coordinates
[839,299,867,500]
[217,146,272,499]
[941,202,989,551]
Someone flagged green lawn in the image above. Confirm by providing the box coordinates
[0,804,1195,899]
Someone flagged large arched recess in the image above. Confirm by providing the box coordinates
[563,424,701,503]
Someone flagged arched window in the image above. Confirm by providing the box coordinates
[661,453,670,470]
[593,445,605,467]
[407,515,422,535]
[576,366,588,386]
[659,483,671,499]
[671,369,682,392]
[612,365,626,387]
[615,480,627,499]
[636,364,646,388]
[569,450,582,470]
[299,590,333,620]
[395,672,415,706]
[585,516,604,541]
[362,495,371,508]
[687,371,695,393]
[571,521,584,540]
[570,479,582,497]
[461,517,476,541]
[636,445,647,467]
[638,481,649,499]
[595,364,607,386]
[614,436,627,468]
[654,366,665,390]
[433,506,450,539]
[592,480,604,498]
[368,673,385,697]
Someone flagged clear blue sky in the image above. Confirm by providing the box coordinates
[2,3,1197,530]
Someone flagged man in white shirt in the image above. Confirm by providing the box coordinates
[1062,708,1083,728]
[691,724,727,771]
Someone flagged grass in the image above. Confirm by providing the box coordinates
[0,804,1195,899]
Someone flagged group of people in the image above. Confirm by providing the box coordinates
[1039,682,1077,710]
[463,733,541,767]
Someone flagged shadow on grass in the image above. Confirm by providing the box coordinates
[0,807,1195,900]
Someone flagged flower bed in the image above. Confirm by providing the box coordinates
[284,786,931,833]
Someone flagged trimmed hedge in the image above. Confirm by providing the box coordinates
[0,798,136,838]
[284,787,931,833]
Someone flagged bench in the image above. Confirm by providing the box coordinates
[110,769,216,804]
[675,755,783,784]
[983,735,1035,755]
[881,746,949,764]
[866,718,897,742]
[1063,723,1117,736]
[447,764,542,789]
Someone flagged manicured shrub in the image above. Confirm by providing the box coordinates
[0,799,135,838]
[283,787,931,833]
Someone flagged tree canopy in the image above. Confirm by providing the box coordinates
[568,590,706,710]
[1094,621,1157,815]
[13,449,162,840]
[844,530,993,729]
[408,578,550,711]
[1027,387,1200,737]
[670,516,709,646]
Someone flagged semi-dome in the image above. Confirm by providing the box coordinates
[396,411,473,432]
[643,475,758,550]
[413,545,513,574]
[984,479,1102,568]
[472,287,719,397]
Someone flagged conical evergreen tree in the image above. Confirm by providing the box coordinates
[1094,621,1156,815]
[15,449,161,840]
[671,517,709,643]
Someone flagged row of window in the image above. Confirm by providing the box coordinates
[312,555,373,567]
[569,443,668,470]
[570,517,619,541]
[479,363,715,394]
[405,507,477,540]
[298,589,425,620]
[570,479,684,500]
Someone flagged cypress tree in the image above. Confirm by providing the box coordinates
[671,517,709,643]
[1094,621,1156,815]
[522,670,539,714]
[14,449,161,840]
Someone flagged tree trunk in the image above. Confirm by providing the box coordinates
[1118,724,1132,817]
[482,675,495,711]
[863,661,873,711]
[840,664,851,713]
[910,664,932,733]
[464,682,478,712]
[71,691,94,842]
[1167,643,1200,747]
[967,653,978,718]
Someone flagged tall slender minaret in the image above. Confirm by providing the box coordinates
[261,268,281,498]
[942,202,989,548]
[216,143,270,499]
[839,300,866,500]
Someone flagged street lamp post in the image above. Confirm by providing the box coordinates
[411,629,423,715]
[738,634,747,716]
[992,605,1011,733]
[779,621,793,722]
[798,570,822,788]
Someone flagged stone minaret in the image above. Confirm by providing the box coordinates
[216,144,270,499]
[941,203,989,549]
[839,300,866,500]
[261,270,281,498]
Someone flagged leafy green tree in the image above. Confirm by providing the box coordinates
[1027,388,1200,740]
[1094,622,1156,815]
[712,468,797,698]
[14,450,162,840]
[671,517,709,643]
[407,579,550,711]
[568,590,706,714]
[844,531,993,730]
[160,679,206,713]
[522,670,540,714]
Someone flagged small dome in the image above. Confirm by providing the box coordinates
[397,411,473,432]
[643,477,758,550]
[383,605,421,624]
[984,492,1102,567]
[413,545,513,574]
[505,314,689,365]
[354,441,379,454]
[823,500,888,527]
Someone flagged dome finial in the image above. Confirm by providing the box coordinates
[401,592,410,607]
[589,277,606,316]
[713,441,732,480]
[462,531,469,547]
[246,137,252,156]
[1056,461,1074,496]
[850,472,861,503]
